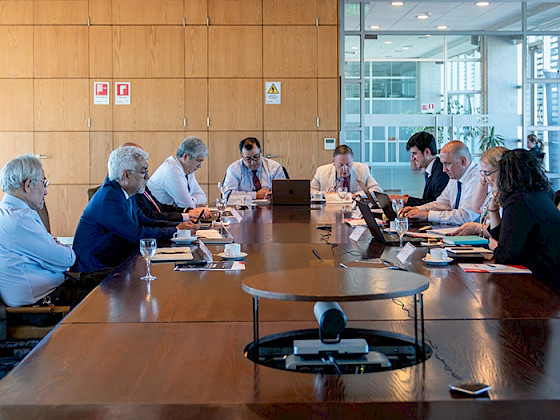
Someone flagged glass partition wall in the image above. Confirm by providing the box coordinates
[341,1,560,193]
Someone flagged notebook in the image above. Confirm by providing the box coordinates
[272,179,310,205]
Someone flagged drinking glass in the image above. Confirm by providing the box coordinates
[395,217,409,251]
[139,238,157,280]
[217,181,226,199]
[392,198,404,217]
[337,186,348,212]
[216,197,227,224]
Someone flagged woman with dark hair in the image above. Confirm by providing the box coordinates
[488,149,560,291]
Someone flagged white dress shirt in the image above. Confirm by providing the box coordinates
[418,161,482,225]
[310,162,382,194]
[147,156,206,209]
[223,158,286,199]
[0,195,75,306]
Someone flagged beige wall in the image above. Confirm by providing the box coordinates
[0,0,339,236]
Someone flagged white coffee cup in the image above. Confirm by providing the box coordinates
[312,192,324,200]
[174,229,192,239]
[389,220,397,231]
[429,248,448,261]
[224,243,241,257]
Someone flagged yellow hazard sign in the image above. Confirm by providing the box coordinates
[267,83,279,94]
[265,81,281,104]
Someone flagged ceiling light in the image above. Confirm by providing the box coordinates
[351,46,358,50]
[370,25,381,29]
[475,2,490,6]
[391,1,404,6]
[416,12,430,20]
[385,41,393,44]
[436,25,448,30]
[402,46,409,50]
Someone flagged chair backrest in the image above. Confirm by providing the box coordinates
[87,185,101,201]
[554,190,560,207]
[37,203,51,233]
[282,166,290,179]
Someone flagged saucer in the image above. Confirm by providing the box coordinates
[422,256,453,266]
[170,237,196,244]
[217,252,247,260]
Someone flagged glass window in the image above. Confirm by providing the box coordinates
[344,2,361,31]
[364,35,444,60]
[344,83,361,127]
[345,36,361,79]
[527,3,560,31]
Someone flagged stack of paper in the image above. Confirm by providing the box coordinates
[152,247,193,262]
[459,263,532,274]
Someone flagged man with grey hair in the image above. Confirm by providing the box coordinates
[73,146,195,272]
[402,140,481,225]
[148,136,208,209]
[0,154,83,307]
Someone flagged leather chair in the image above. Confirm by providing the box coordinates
[87,185,101,201]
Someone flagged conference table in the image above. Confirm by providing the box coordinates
[0,204,559,418]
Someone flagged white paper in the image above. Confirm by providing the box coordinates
[397,242,416,264]
[349,225,368,242]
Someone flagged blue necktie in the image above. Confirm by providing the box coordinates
[454,181,462,209]
[424,171,429,182]
[186,174,191,193]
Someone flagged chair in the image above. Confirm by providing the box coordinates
[37,203,51,233]
[2,302,70,339]
[554,190,560,209]
[282,166,290,179]
[87,185,101,201]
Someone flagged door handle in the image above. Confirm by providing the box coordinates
[266,154,279,159]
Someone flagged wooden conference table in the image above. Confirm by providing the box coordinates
[0,204,559,418]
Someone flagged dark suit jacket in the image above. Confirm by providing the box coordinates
[73,179,178,272]
[406,157,449,207]
[134,186,187,223]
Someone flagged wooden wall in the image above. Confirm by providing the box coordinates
[0,0,339,236]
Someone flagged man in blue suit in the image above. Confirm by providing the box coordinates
[73,146,195,272]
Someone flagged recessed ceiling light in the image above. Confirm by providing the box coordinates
[370,25,381,29]
[416,12,430,20]
[391,1,404,6]
[351,46,358,50]
[385,41,393,44]
[402,46,409,50]
[436,25,448,30]
[475,2,490,6]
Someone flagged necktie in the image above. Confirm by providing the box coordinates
[342,176,349,190]
[424,171,429,182]
[143,190,161,213]
[127,198,136,222]
[252,170,262,191]
[454,181,462,209]
[185,174,191,193]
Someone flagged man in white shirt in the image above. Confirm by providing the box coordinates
[148,137,208,209]
[223,137,286,199]
[311,145,382,195]
[0,154,87,307]
[402,140,481,225]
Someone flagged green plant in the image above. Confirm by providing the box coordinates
[479,126,505,151]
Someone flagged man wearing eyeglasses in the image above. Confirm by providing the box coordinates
[0,154,88,307]
[223,137,286,199]
[73,146,196,273]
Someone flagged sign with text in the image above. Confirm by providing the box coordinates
[265,81,281,104]
[93,82,109,105]
[115,82,131,105]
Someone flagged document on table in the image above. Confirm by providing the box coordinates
[174,261,245,271]
[429,227,459,236]
[459,263,532,274]
[152,247,193,262]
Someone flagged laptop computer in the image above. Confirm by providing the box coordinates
[356,200,423,245]
[357,180,380,209]
[373,191,427,227]
[272,179,311,205]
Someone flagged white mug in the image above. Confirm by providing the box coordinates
[174,229,192,239]
[312,192,324,200]
[389,220,397,231]
[429,248,448,261]
[224,243,241,257]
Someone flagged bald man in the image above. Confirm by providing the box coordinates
[402,141,481,225]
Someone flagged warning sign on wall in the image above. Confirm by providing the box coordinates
[265,81,281,105]
[94,82,109,105]
[115,82,131,105]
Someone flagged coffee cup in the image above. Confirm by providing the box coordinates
[312,192,324,200]
[389,220,397,231]
[429,248,448,261]
[224,243,241,257]
[174,229,192,239]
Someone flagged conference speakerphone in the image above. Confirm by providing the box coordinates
[285,351,391,374]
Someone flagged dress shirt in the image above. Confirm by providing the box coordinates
[310,162,382,195]
[147,156,206,209]
[223,157,286,199]
[134,186,189,223]
[417,161,481,225]
[0,195,75,306]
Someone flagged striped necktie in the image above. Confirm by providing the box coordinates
[454,181,462,209]
[143,190,161,212]
[252,170,262,191]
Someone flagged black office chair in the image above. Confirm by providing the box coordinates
[554,190,560,207]
[282,166,290,179]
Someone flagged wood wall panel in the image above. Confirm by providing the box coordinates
[185,79,208,130]
[89,0,112,24]
[33,1,88,25]
[0,1,33,24]
[317,130,339,164]
[263,0,318,25]
[263,26,317,77]
[34,79,89,131]
[46,185,89,237]
[34,132,90,184]
[90,26,113,78]
[318,0,338,25]
[113,0,183,25]
[209,26,262,78]
[112,79,185,131]
[0,132,34,172]
[0,79,33,131]
[113,26,184,78]
[263,79,317,130]
[184,0,207,25]
[185,26,207,77]
[264,131,319,179]
[318,26,338,78]
[318,78,339,131]
[208,79,262,131]
[89,79,113,131]
[208,131,263,183]
[34,26,88,78]
[0,26,33,77]
[90,132,113,185]
[208,0,262,25]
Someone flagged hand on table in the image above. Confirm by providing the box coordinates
[177,220,199,233]
[188,208,211,220]
[488,237,498,251]
[448,222,482,236]
[402,206,429,221]
[256,188,271,199]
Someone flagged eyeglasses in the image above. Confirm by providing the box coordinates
[479,169,498,177]
[242,152,261,163]
[33,178,50,188]
[128,169,149,179]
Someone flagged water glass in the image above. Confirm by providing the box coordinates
[216,197,227,223]
[337,186,348,212]
[139,238,157,281]
[392,198,404,217]
[395,217,409,250]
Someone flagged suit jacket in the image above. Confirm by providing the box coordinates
[73,179,178,272]
[406,157,449,207]
[310,162,382,194]
[134,186,187,223]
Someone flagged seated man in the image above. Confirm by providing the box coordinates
[223,137,286,199]
[148,136,208,209]
[0,154,91,307]
[390,131,449,206]
[73,146,194,272]
[402,141,481,225]
[311,145,382,195]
